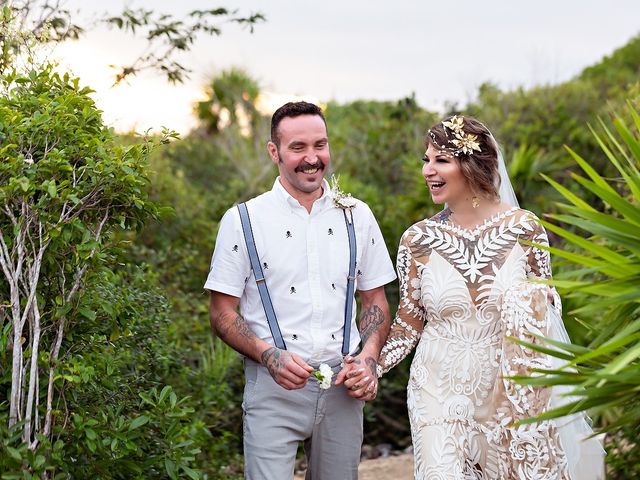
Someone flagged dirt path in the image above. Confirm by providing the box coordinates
[294,454,414,480]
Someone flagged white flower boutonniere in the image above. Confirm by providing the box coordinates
[330,174,357,211]
[313,363,334,389]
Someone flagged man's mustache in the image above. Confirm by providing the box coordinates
[295,161,325,173]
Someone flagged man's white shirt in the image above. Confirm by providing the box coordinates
[204,178,396,364]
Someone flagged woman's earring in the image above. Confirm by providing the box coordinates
[472,196,479,209]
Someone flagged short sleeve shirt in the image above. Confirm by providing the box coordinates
[204,178,396,364]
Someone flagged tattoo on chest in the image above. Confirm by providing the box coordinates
[360,305,384,346]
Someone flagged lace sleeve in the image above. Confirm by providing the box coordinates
[524,215,562,313]
[495,216,570,478]
[377,229,428,377]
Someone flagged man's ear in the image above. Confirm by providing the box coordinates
[267,141,279,165]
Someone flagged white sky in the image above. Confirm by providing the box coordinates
[53,0,640,134]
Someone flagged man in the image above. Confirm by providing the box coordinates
[205,101,396,479]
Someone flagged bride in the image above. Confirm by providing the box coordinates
[375,115,604,479]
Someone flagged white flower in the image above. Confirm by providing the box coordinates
[313,363,333,389]
[330,174,357,211]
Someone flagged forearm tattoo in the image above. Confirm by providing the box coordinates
[359,304,385,346]
[215,313,256,343]
[234,314,256,340]
[261,347,284,378]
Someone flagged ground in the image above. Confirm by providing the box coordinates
[294,454,414,479]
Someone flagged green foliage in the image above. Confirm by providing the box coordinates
[0,267,213,478]
[0,64,214,478]
[508,104,640,476]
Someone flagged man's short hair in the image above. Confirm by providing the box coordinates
[270,101,326,146]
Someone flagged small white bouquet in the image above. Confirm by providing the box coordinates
[330,174,357,211]
[313,363,334,389]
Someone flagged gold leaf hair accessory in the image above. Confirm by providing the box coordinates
[429,115,482,156]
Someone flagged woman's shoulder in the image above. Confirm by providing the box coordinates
[510,207,543,225]
[509,208,549,238]
[399,209,449,243]
[429,208,452,224]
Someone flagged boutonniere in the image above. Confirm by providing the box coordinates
[330,174,357,211]
[313,363,334,389]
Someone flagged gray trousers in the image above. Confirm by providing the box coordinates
[242,359,364,480]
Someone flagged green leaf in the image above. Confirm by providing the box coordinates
[159,385,172,403]
[165,459,177,479]
[5,446,22,461]
[47,181,57,198]
[128,415,150,430]
[182,466,200,480]
[78,307,96,320]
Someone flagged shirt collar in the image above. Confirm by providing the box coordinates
[272,177,334,210]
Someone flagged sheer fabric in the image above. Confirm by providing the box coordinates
[378,207,571,479]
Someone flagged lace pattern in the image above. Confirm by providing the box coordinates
[378,208,569,479]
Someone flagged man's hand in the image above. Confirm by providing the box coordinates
[335,354,378,401]
[261,347,313,390]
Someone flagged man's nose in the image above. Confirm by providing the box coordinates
[305,152,319,164]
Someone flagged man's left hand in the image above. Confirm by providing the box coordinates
[335,354,378,401]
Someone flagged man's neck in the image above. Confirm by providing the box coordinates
[278,178,324,213]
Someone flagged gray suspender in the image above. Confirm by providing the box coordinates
[237,202,286,350]
[342,210,357,356]
[237,202,357,356]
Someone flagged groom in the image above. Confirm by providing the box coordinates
[205,101,396,479]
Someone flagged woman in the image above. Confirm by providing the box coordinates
[376,115,601,479]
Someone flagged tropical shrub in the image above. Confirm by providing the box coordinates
[512,103,640,477]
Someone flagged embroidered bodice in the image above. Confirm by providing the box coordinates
[378,208,569,479]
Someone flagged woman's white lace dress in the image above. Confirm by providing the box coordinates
[378,207,570,479]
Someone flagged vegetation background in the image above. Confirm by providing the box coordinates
[1,2,639,478]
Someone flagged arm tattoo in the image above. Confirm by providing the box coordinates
[215,313,257,343]
[234,314,256,340]
[359,304,384,346]
[261,347,284,379]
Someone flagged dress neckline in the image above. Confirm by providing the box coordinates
[438,206,519,238]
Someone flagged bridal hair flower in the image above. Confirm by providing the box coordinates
[430,115,482,156]
[330,174,357,210]
[313,363,334,389]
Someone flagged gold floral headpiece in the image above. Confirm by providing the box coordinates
[428,115,481,156]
